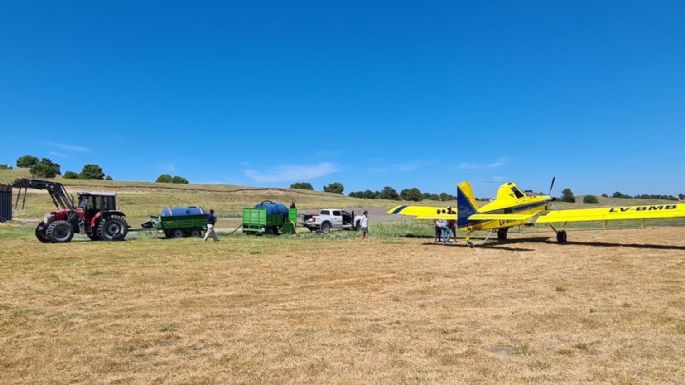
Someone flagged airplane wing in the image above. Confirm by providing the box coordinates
[387,205,457,220]
[532,203,685,224]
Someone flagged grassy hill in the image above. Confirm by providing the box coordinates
[0,168,421,224]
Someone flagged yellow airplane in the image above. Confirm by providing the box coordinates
[388,179,685,247]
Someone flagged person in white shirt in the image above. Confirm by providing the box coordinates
[360,210,369,241]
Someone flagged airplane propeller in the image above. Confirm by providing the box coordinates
[548,176,556,197]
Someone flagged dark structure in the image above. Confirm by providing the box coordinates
[0,184,11,221]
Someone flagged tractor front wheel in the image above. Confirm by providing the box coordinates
[97,215,128,241]
[35,223,50,243]
[46,220,74,243]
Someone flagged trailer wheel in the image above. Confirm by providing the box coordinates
[172,229,185,238]
[35,223,50,243]
[46,220,74,243]
[190,229,201,237]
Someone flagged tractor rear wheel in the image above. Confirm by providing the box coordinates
[46,220,74,243]
[35,223,50,243]
[97,215,128,241]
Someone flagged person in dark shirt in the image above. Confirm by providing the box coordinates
[203,209,218,241]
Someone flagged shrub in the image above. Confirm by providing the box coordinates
[612,192,633,199]
[583,195,599,204]
[79,164,105,180]
[400,188,423,202]
[680,194,685,201]
[323,182,344,194]
[29,158,61,178]
[105,175,113,181]
[601,193,608,198]
[0,164,12,170]
[63,171,79,179]
[16,155,39,168]
[378,186,400,200]
[560,188,575,203]
[290,182,314,190]
[172,176,189,184]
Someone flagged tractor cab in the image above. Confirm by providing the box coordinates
[78,192,117,211]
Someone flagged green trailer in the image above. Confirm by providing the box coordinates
[142,206,208,238]
[242,204,297,235]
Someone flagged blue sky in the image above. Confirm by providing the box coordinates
[1,1,684,196]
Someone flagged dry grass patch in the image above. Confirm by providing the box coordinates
[0,225,684,384]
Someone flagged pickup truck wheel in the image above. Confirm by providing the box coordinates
[308,227,316,232]
[321,222,331,233]
[355,221,361,231]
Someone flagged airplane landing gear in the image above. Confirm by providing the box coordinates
[556,230,567,243]
[497,228,508,241]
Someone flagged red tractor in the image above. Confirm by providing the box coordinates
[12,178,129,243]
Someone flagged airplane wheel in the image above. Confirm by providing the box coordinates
[556,231,567,243]
[497,228,508,241]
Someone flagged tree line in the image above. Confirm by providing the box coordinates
[11,154,191,183]
[561,188,682,204]
[290,181,457,202]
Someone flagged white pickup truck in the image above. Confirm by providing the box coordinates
[302,209,364,233]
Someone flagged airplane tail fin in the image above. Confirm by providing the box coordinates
[457,181,479,228]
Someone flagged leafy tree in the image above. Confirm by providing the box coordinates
[680,193,685,200]
[378,186,400,200]
[612,192,633,199]
[16,155,39,168]
[105,175,113,181]
[63,171,79,179]
[583,195,599,204]
[601,193,608,198]
[290,182,314,190]
[79,164,105,180]
[0,164,12,170]
[156,174,174,183]
[29,158,61,178]
[400,187,423,202]
[323,182,344,194]
[560,188,575,203]
[172,176,189,184]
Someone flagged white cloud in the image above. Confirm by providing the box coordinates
[48,151,72,159]
[458,158,507,170]
[157,162,177,174]
[244,162,338,183]
[368,160,436,174]
[41,141,90,152]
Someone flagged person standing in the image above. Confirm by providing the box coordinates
[203,209,219,241]
[360,210,369,242]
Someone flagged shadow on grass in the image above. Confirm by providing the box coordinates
[420,242,535,252]
[542,240,685,251]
